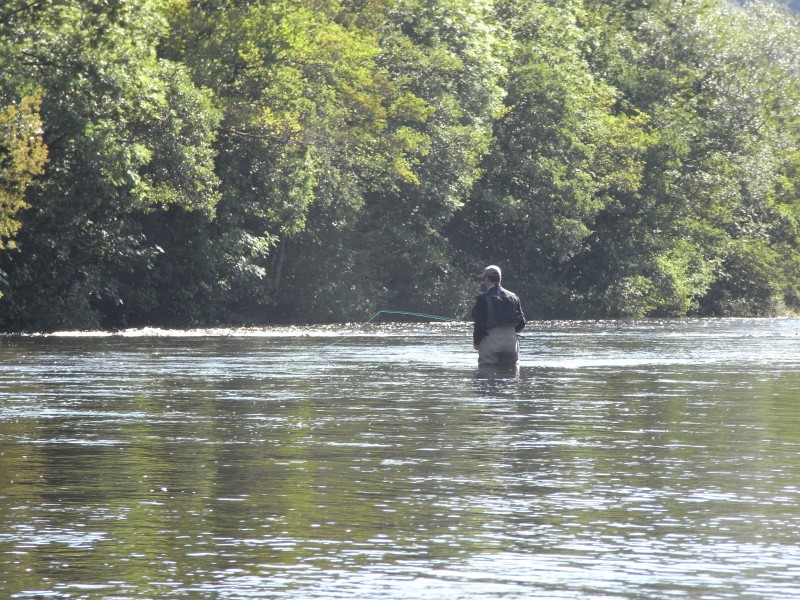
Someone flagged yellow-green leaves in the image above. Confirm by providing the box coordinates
[0,93,47,250]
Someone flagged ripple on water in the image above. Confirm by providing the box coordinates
[3,320,800,599]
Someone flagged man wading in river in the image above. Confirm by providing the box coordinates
[472,265,526,367]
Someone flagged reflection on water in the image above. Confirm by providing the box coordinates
[2,319,800,598]
[473,364,520,399]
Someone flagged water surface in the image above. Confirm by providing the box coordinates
[2,319,800,598]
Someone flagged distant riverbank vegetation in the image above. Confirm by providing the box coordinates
[2,0,800,331]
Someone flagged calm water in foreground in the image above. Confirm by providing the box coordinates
[2,318,800,599]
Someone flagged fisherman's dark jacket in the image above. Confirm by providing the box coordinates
[471,284,526,347]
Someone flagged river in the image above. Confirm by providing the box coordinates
[2,318,800,599]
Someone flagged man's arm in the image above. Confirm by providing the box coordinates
[514,298,526,333]
[472,294,488,348]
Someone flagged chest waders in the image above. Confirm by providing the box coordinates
[479,287,521,367]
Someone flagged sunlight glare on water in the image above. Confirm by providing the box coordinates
[2,318,800,599]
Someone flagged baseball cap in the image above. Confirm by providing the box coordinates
[484,265,501,278]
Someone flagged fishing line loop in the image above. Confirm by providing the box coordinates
[324,310,457,347]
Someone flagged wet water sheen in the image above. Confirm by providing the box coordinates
[2,318,800,599]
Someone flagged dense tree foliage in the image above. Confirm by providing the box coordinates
[0,93,47,254]
[1,0,799,330]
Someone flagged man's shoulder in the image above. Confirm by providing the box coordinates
[498,286,520,300]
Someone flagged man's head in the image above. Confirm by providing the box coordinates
[484,265,501,285]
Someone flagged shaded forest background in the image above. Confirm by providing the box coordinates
[2,0,800,331]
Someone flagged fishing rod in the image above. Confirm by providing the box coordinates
[364,310,456,323]
[324,310,458,347]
